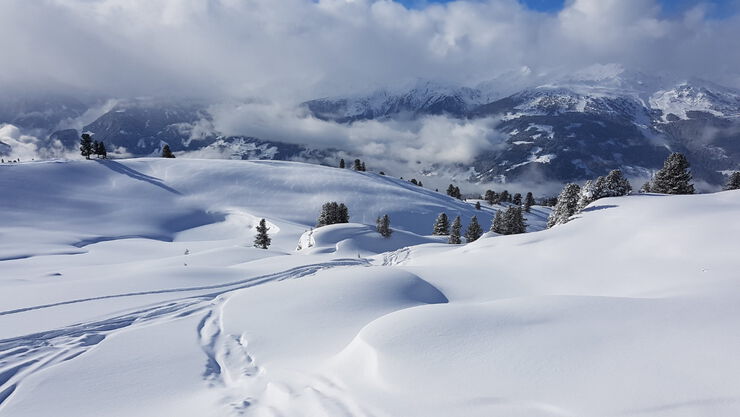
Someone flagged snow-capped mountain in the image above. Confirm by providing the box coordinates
[2,65,739,186]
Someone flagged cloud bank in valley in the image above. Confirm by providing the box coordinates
[1,0,739,100]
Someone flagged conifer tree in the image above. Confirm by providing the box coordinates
[448,216,462,244]
[504,206,527,234]
[490,210,504,234]
[524,192,535,212]
[484,189,496,205]
[92,140,100,158]
[432,213,450,235]
[548,183,581,228]
[464,216,483,243]
[725,171,740,190]
[317,202,350,227]
[446,184,456,197]
[162,144,175,158]
[650,153,694,194]
[512,193,522,206]
[353,159,362,171]
[500,190,510,203]
[475,201,481,210]
[376,214,392,238]
[254,218,271,249]
[339,158,345,168]
[360,162,366,172]
[97,142,107,159]
[79,133,93,159]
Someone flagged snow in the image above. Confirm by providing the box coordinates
[1,158,740,417]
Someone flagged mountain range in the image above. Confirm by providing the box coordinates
[2,64,739,187]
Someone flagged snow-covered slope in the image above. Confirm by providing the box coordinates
[1,159,740,417]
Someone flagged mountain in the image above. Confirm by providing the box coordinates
[304,65,740,185]
[2,65,739,187]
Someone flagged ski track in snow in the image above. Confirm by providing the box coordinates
[0,258,370,411]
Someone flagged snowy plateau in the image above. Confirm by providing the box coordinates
[1,158,740,417]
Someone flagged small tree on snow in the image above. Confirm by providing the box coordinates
[504,206,527,234]
[524,192,535,212]
[353,159,362,171]
[162,144,175,158]
[432,213,450,235]
[484,189,497,205]
[512,193,522,206]
[317,202,350,227]
[464,216,483,243]
[254,218,271,249]
[448,216,462,244]
[339,158,345,168]
[376,214,392,238]
[79,133,93,159]
[490,210,504,234]
[547,183,581,228]
[724,172,740,190]
[650,153,694,195]
[475,201,481,210]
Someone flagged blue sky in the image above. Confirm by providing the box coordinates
[397,0,739,18]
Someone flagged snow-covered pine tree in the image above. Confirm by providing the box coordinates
[603,169,632,197]
[316,202,349,227]
[449,216,462,244]
[338,203,349,223]
[79,133,93,159]
[504,206,527,234]
[360,162,366,172]
[547,183,581,228]
[446,184,456,197]
[724,172,740,190]
[376,214,392,238]
[353,159,362,171]
[432,213,450,235]
[162,144,175,158]
[475,201,481,210]
[651,153,694,194]
[254,218,271,249]
[490,210,504,234]
[464,216,483,243]
[339,158,345,168]
[524,192,535,212]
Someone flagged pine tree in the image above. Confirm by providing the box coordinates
[524,192,535,212]
[162,144,175,158]
[448,216,462,244]
[98,142,107,159]
[79,133,93,159]
[376,214,392,238]
[499,190,510,203]
[464,216,483,243]
[317,202,350,227]
[490,210,504,234]
[353,159,362,171]
[360,162,366,172]
[446,184,456,197]
[92,140,100,158]
[484,189,496,205]
[432,213,450,235]
[254,218,271,249]
[724,172,740,191]
[547,183,581,228]
[475,201,481,210]
[603,169,632,197]
[504,206,527,234]
[512,193,522,206]
[339,158,345,168]
[651,153,694,194]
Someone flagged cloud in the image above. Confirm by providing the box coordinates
[0,0,738,100]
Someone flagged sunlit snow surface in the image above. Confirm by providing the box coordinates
[1,158,739,417]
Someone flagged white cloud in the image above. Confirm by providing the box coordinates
[0,0,738,100]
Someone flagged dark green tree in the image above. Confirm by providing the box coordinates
[512,193,522,206]
[448,216,462,244]
[162,144,175,158]
[254,218,271,249]
[475,201,481,210]
[339,158,345,168]
[432,213,450,235]
[484,189,496,205]
[353,159,362,171]
[724,172,740,190]
[376,214,392,238]
[650,153,694,194]
[464,216,483,243]
[79,133,93,159]
[524,192,535,212]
